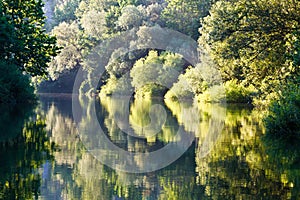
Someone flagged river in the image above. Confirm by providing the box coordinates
[0,94,298,199]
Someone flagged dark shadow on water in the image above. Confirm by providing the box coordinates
[0,103,55,199]
[262,133,300,198]
[0,103,35,142]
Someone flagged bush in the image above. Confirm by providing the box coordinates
[195,80,257,103]
[0,60,35,104]
[165,66,205,101]
[99,74,133,97]
[264,83,300,143]
[164,82,194,101]
[224,80,257,103]
[196,85,226,103]
[135,84,167,99]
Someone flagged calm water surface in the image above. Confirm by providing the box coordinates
[0,94,299,199]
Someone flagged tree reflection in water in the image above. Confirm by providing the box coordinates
[1,95,299,199]
[0,104,54,199]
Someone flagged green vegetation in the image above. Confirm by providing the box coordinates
[0,0,59,103]
[1,0,299,197]
[264,83,300,143]
[199,0,300,102]
[37,0,300,137]
[0,0,298,160]
[0,61,35,103]
[161,0,215,39]
[130,50,185,98]
[0,0,59,76]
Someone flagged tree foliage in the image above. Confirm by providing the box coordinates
[54,0,80,24]
[0,0,59,76]
[162,0,215,39]
[130,50,185,97]
[0,61,35,103]
[200,0,300,94]
[264,83,300,142]
[49,21,82,79]
[80,9,108,39]
[117,5,144,30]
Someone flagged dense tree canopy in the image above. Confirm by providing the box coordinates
[199,0,300,95]
[0,0,59,76]
[39,0,300,109]
[0,61,35,103]
[0,0,59,103]
[162,0,215,39]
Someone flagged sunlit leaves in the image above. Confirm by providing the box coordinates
[49,21,82,79]
[0,0,59,76]
[80,9,107,39]
[117,5,144,30]
[130,50,184,97]
[264,84,300,142]
[199,0,300,95]
[162,0,214,39]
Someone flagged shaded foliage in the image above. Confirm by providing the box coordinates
[264,83,300,143]
[0,60,35,103]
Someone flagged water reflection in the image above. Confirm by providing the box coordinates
[0,104,54,199]
[0,95,299,199]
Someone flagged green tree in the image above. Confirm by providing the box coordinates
[80,9,107,40]
[130,50,185,97]
[0,60,35,103]
[54,0,80,24]
[117,5,144,30]
[75,0,133,35]
[0,0,59,76]
[49,21,83,80]
[199,0,300,97]
[264,83,300,144]
[162,0,215,39]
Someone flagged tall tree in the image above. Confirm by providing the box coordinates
[0,0,59,76]
[199,0,300,94]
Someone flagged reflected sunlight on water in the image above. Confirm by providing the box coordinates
[0,94,299,199]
